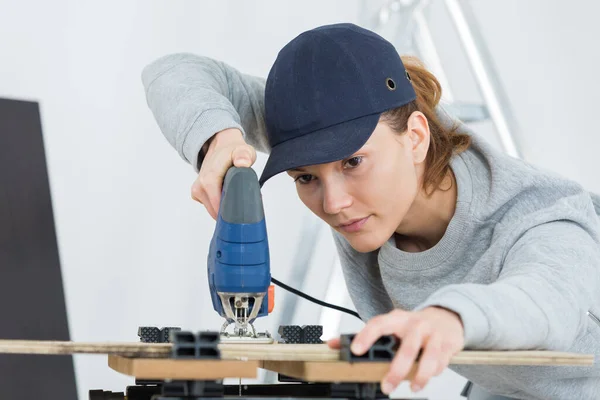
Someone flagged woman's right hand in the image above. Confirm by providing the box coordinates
[191,128,257,220]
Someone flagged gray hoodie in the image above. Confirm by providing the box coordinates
[142,53,600,400]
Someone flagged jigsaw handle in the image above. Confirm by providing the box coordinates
[219,167,264,224]
[207,167,271,322]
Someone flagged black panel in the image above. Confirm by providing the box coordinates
[0,98,77,399]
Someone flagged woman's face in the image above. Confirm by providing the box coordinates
[287,112,430,253]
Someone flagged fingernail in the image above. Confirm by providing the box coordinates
[381,381,394,395]
[350,343,363,354]
[411,384,422,392]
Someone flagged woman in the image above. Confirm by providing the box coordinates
[142,23,600,399]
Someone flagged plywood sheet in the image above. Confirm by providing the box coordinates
[0,339,594,367]
[109,355,258,380]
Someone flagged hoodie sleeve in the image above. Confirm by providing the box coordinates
[414,209,600,350]
[141,53,270,171]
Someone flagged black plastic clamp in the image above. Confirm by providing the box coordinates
[161,380,224,398]
[339,334,399,362]
[171,330,221,359]
[330,382,386,400]
[278,325,323,344]
[126,380,224,400]
[88,389,125,400]
[137,326,181,343]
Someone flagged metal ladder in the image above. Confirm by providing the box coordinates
[361,0,522,158]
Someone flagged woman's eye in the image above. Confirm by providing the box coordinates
[344,156,363,168]
[295,174,314,184]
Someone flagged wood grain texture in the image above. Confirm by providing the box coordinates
[0,340,339,360]
[260,360,417,382]
[449,350,595,366]
[0,340,171,357]
[0,340,594,366]
[220,343,339,361]
[109,355,258,379]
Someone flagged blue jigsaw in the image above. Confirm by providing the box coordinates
[207,167,273,342]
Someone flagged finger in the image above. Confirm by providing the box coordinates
[381,325,425,394]
[204,179,222,220]
[327,338,341,349]
[191,176,217,220]
[434,341,458,376]
[432,343,450,376]
[205,201,217,220]
[193,137,249,220]
[191,180,203,203]
[231,144,256,168]
[433,355,449,377]
[352,310,407,355]
[411,333,443,392]
[201,149,236,218]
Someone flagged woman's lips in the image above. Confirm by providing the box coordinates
[338,216,370,233]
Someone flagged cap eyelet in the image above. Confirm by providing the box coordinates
[406,71,412,81]
[386,78,396,91]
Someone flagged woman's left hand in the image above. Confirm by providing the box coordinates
[328,306,465,395]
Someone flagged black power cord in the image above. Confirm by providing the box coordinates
[270,277,361,320]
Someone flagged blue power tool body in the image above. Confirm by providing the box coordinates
[207,167,271,338]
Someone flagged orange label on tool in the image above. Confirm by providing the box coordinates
[268,284,275,313]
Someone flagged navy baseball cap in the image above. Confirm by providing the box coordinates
[259,23,417,186]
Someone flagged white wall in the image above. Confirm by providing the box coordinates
[472,0,600,194]
[1,1,598,400]
[0,1,361,398]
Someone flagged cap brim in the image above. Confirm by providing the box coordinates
[259,112,381,186]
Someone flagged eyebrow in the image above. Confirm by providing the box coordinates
[288,147,370,173]
[288,167,307,173]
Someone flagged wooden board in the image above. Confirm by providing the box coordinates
[106,356,411,382]
[109,355,258,380]
[449,350,594,366]
[0,340,339,360]
[261,360,417,383]
[0,340,336,360]
[107,351,594,383]
[0,339,594,366]
[0,340,170,358]
[220,343,338,361]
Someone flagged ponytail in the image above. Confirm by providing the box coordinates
[380,55,471,195]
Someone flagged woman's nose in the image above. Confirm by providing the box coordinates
[322,183,352,215]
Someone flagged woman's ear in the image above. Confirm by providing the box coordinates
[406,111,430,164]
